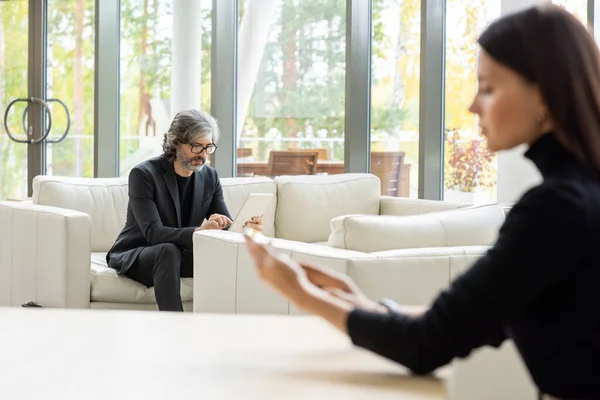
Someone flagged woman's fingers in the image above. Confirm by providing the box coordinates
[325,287,357,303]
[244,235,267,257]
[301,263,352,291]
[244,222,263,231]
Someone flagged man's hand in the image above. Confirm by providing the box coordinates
[196,213,233,231]
[243,214,263,232]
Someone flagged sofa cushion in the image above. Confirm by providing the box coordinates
[221,177,277,237]
[379,196,467,216]
[90,253,193,303]
[33,176,128,252]
[274,174,381,242]
[328,204,506,253]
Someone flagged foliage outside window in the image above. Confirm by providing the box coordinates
[444,129,494,193]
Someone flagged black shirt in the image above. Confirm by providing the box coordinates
[176,173,194,227]
[347,134,600,399]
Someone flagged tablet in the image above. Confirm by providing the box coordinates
[229,193,273,233]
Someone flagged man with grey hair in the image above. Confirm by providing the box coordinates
[106,109,263,311]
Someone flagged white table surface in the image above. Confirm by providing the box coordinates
[0,308,445,399]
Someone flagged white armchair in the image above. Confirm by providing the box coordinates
[0,201,91,308]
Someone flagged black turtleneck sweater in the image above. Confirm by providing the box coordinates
[347,134,600,399]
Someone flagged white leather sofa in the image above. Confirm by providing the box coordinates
[0,172,481,311]
[193,173,509,314]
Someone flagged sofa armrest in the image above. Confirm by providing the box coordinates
[193,230,374,315]
[0,201,91,308]
[193,230,285,314]
[379,196,468,216]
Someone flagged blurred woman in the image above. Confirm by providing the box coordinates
[244,5,600,399]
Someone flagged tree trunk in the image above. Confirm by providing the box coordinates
[138,0,149,133]
[73,0,84,176]
[281,0,298,145]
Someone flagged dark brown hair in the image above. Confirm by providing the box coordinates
[478,5,600,173]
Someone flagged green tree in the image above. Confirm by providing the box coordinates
[243,0,348,160]
[120,0,173,161]
[45,0,95,179]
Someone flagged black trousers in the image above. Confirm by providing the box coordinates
[125,243,193,312]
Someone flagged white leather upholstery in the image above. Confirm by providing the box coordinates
[32,176,128,252]
[274,174,381,242]
[89,301,193,311]
[193,228,492,314]
[90,252,193,303]
[0,201,91,308]
[220,177,277,237]
[348,246,490,305]
[193,229,375,314]
[328,204,506,252]
[379,196,466,216]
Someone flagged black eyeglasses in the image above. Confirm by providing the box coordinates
[187,142,217,155]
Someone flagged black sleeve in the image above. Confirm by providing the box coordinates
[206,171,233,223]
[347,183,586,374]
[128,167,196,249]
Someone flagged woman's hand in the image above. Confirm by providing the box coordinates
[243,235,311,303]
[244,237,425,326]
[244,235,356,332]
[243,214,263,232]
[301,263,388,313]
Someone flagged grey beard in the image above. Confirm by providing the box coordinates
[176,148,205,173]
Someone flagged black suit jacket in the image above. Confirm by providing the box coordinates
[106,155,232,274]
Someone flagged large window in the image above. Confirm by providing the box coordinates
[443,0,501,204]
[236,0,346,178]
[0,0,94,200]
[371,0,420,198]
[0,1,28,200]
[119,0,212,176]
[46,0,95,179]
